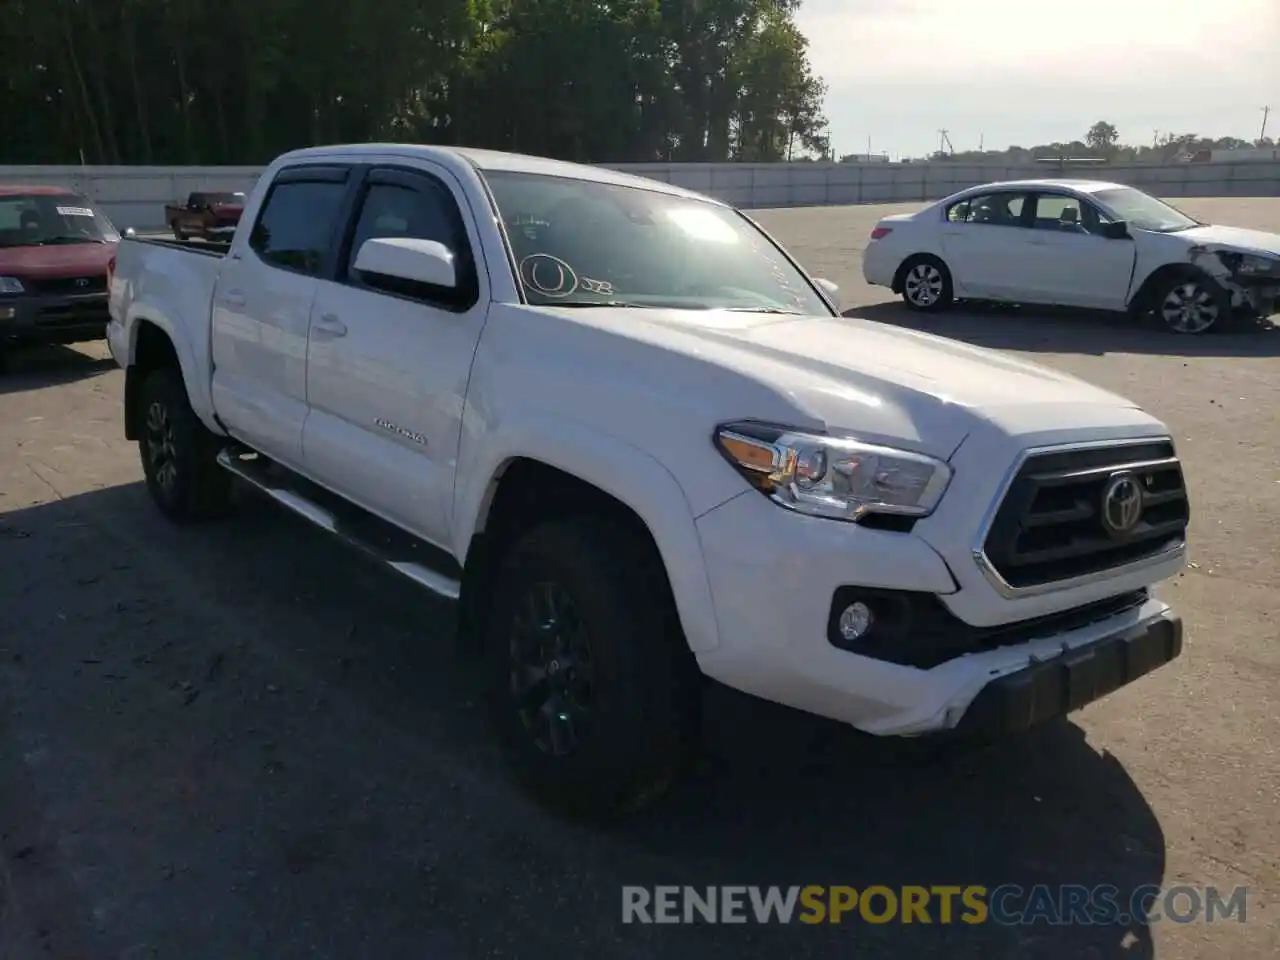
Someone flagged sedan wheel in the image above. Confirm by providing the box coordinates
[1159,279,1223,334]
[899,256,953,312]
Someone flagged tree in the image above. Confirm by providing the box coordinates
[0,0,828,165]
[1085,120,1119,156]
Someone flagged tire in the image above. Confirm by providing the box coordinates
[1152,270,1232,334]
[137,367,231,522]
[899,255,954,312]
[171,223,187,242]
[483,515,702,818]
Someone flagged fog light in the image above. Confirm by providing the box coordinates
[838,601,873,642]
[0,307,14,320]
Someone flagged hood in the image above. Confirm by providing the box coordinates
[0,241,116,278]
[1175,224,1280,257]
[536,306,1141,458]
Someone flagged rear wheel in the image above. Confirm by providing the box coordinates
[171,223,187,242]
[899,255,954,312]
[137,367,231,522]
[1153,271,1231,334]
[483,516,701,818]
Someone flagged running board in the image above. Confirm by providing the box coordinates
[215,448,463,600]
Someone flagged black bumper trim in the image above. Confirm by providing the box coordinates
[953,614,1183,738]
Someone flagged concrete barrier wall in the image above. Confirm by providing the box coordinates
[3,159,1278,230]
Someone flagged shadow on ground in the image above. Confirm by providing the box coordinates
[0,482,1168,959]
[0,344,116,395]
[843,301,1280,358]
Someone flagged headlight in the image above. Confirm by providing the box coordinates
[713,421,952,522]
[1236,254,1280,276]
[0,277,25,294]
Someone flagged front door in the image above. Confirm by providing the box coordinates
[302,163,490,547]
[1013,193,1136,311]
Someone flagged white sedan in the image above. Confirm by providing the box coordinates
[862,178,1280,334]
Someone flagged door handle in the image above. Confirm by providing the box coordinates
[315,312,348,338]
[219,291,246,307]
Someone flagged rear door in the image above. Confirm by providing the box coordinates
[302,163,489,546]
[209,164,353,468]
[1013,192,1136,310]
[938,190,1035,299]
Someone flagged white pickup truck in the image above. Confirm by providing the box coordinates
[107,144,1190,815]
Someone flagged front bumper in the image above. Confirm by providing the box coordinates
[950,611,1182,738]
[1230,279,1280,318]
[692,488,1184,738]
[0,292,109,345]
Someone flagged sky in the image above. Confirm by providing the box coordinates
[794,0,1280,159]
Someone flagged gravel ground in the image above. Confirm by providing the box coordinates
[1,198,1278,960]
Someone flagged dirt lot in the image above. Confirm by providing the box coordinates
[2,199,1278,960]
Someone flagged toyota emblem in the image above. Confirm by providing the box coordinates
[1100,471,1143,537]
[75,278,89,288]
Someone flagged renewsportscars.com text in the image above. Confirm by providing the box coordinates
[621,884,1248,926]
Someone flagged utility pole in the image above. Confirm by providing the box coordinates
[1261,106,1271,143]
[978,132,984,151]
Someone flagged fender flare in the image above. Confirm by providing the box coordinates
[123,299,219,435]
[452,415,723,653]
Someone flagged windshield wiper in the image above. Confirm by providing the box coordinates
[36,236,102,245]
[542,300,649,308]
[722,306,804,315]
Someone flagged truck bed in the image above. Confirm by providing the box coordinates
[131,235,231,257]
[109,236,229,429]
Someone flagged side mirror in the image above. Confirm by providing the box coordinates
[123,227,136,239]
[1100,220,1130,240]
[353,237,457,290]
[814,277,841,308]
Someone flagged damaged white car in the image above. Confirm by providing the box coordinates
[862,178,1280,334]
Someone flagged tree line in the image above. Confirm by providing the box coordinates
[0,0,830,167]
[911,121,1276,165]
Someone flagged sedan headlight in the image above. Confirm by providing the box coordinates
[713,421,952,522]
[1236,254,1280,277]
[0,276,25,294]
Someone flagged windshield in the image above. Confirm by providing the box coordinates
[1092,187,1199,233]
[0,193,118,247]
[482,171,832,315]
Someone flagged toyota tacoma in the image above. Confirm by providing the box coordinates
[107,145,1190,815]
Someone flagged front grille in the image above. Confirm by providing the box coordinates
[212,217,239,229]
[25,275,107,295]
[982,440,1189,589]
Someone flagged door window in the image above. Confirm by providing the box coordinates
[249,179,348,276]
[341,177,478,309]
[1030,194,1116,235]
[946,192,1027,226]
[1032,194,1086,233]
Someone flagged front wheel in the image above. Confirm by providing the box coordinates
[899,255,954,312]
[1154,272,1231,334]
[483,516,701,818]
[137,367,231,522]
